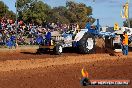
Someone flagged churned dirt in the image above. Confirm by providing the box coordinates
[0,45,131,88]
[95,38,106,53]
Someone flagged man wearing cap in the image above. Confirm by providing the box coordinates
[122,31,128,55]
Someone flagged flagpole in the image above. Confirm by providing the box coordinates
[128,0,130,28]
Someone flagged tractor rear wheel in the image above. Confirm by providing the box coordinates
[78,32,95,54]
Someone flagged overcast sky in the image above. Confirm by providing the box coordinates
[1,0,132,27]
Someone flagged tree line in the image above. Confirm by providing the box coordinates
[0,0,95,28]
[17,0,95,28]
[0,0,131,28]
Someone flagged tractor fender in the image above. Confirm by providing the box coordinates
[74,29,88,41]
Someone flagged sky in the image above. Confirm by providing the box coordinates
[1,0,132,27]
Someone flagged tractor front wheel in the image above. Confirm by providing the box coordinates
[53,44,63,55]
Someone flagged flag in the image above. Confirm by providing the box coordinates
[121,2,129,19]
[114,23,119,30]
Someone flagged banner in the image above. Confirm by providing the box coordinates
[121,2,129,19]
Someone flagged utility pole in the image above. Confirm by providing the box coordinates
[4,2,6,17]
[15,0,18,44]
[127,0,130,28]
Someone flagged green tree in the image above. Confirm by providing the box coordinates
[123,19,132,28]
[0,1,15,20]
[47,6,69,24]
[17,0,51,25]
[65,1,94,28]
[17,0,32,9]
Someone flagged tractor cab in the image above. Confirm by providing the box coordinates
[85,19,100,35]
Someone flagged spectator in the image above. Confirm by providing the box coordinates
[121,31,128,55]
[0,20,2,30]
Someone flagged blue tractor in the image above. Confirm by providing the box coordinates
[38,19,115,55]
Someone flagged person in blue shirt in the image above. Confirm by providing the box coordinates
[45,29,51,45]
[6,33,16,49]
[36,34,43,45]
[0,21,2,30]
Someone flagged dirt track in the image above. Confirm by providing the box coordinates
[0,46,132,88]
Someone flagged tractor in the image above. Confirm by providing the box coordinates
[37,19,101,55]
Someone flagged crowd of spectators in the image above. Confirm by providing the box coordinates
[0,17,79,48]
